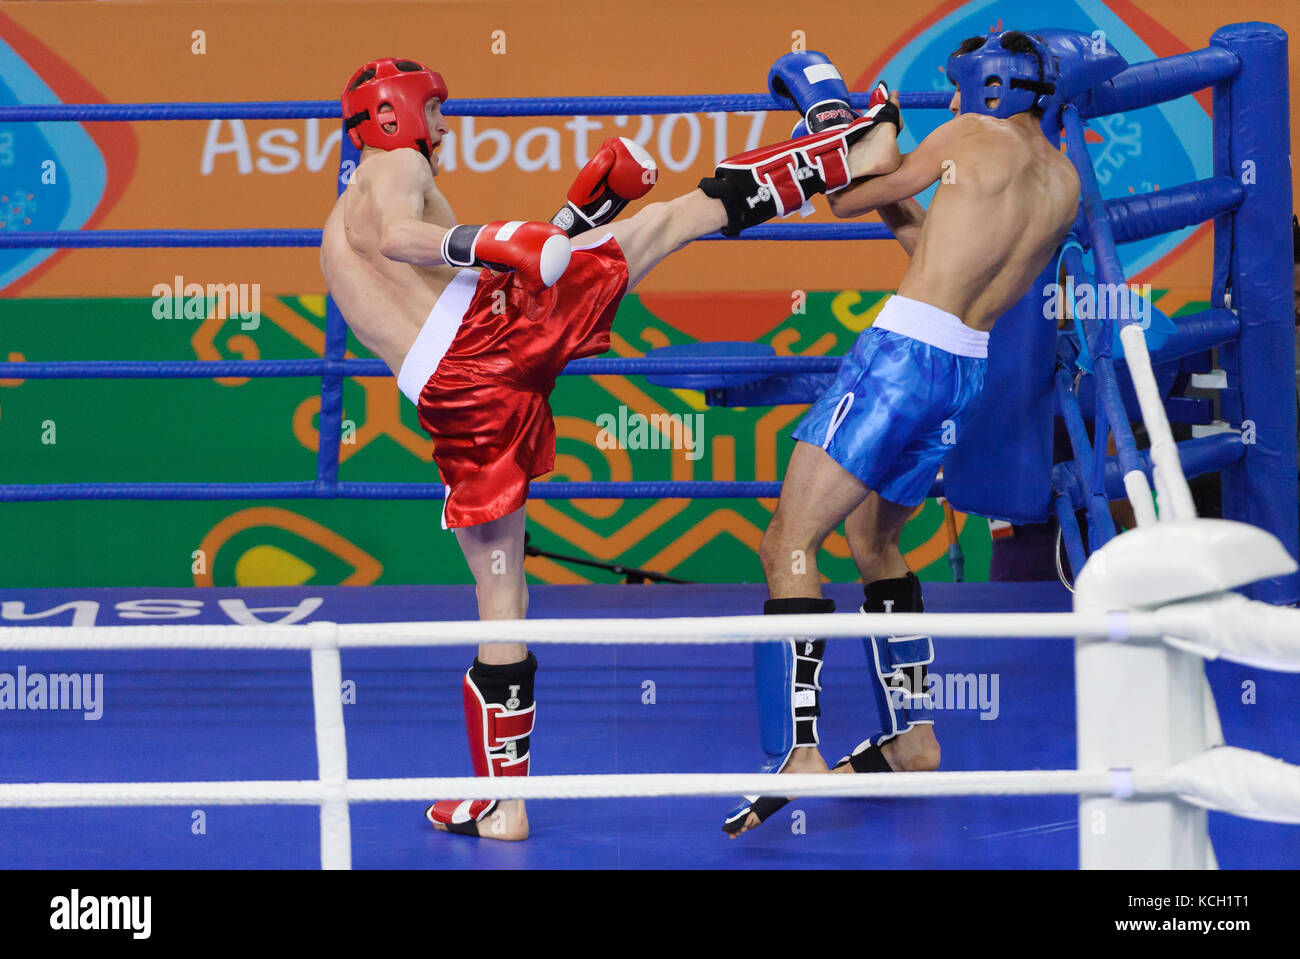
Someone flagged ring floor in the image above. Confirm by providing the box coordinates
[1,582,1296,869]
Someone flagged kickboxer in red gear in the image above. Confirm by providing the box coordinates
[320,56,902,841]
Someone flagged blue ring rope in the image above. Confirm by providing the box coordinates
[0,481,785,503]
[0,91,950,123]
[0,356,842,380]
[0,223,890,249]
[0,230,319,249]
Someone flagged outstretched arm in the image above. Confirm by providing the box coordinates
[827,118,959,221]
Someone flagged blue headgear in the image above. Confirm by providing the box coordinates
[946,31,1058,119]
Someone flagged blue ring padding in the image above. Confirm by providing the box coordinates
[1077,47,1239,120]
[1051,433,1243,510]
[0,223,891,249]
[0,91,950,123]
[0,356,842,379]
[316,136,358,490]
[1052,494,1088,579]
[1060,103,1134,548]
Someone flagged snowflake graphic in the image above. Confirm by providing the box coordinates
[1090,114,1142,187]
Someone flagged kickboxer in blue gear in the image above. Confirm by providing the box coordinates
[727,35,1079,836]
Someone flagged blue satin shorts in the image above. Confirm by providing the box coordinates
[791,295,988,506]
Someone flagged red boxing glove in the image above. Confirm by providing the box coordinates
[441,220,572,288]
[551,137,658,237]
[699,114,884,237]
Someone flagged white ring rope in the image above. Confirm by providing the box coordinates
[1,749,1294,824]
[0,771,1124,807]
[1,594,1297,870]
[2,597,1295,672]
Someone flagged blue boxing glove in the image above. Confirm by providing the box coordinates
[791,83,898,138]
[769,51,858,134]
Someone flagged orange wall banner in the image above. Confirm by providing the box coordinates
[1,0,1297,300]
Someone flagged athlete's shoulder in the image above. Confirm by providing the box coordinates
[1054,148,1081,188]
[938,116,1028,188]
[1047,148,1082,214]
[950,113,1040,151]
[940,114,1026,164]
[946,112,1009,137]
[354,147,432,190]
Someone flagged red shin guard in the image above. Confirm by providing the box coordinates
[427,652,538,834]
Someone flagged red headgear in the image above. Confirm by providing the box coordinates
[342,57,448,158]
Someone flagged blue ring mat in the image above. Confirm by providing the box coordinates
[0,582,1295,869]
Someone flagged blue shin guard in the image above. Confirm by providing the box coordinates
[836,573,934,772]
[723,596,834,834]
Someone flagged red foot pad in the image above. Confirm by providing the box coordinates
[426,798,498,833]
[698,108,896,237]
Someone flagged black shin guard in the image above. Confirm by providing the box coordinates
[863,572,929,709]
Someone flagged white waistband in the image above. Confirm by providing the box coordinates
[871,294,989,358]
[396,269,478,404]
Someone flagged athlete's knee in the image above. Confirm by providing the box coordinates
[760,517,819,579]
[853,538,902,570]
[848,523,903,567]
[759,531,784,580]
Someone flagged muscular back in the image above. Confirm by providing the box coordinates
[319,148,466,374]
[897,114,1079,332]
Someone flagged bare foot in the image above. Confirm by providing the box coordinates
[831,725,942,774]
[847,120,900,179]
[883,724,941,771]
[429,798,530,841]
[727,747,830,838]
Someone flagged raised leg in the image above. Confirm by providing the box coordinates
[574,188,727,291]
[572,120,896,292]
[846,116,900,180]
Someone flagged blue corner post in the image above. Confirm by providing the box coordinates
[1212,23,1298,604]
[316,135,361,495]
